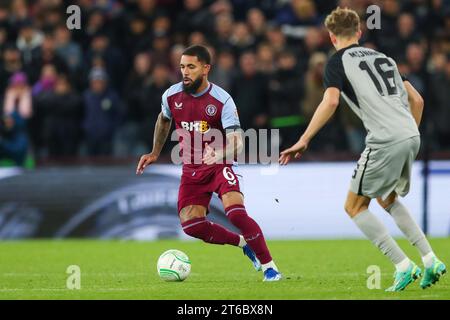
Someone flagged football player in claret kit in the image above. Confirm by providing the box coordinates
[279,7,445,291]
[136,45,281,281]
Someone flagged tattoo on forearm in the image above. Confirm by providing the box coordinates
[153,113,171,154]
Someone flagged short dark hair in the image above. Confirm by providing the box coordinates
[182,45,211,64]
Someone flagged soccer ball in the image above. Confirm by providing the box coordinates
[157,249,191,281]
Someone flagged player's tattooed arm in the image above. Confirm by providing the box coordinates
[203,131,243,165]
[404,80,424,127]
[136,112,172,174]
[152,112,172,155]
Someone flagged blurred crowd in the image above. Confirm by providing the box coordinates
[0,0,449,166]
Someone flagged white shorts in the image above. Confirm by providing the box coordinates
[349,136,420,200]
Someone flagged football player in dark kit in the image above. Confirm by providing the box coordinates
[136,45,281,281]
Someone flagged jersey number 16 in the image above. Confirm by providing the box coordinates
[359,58,398,96]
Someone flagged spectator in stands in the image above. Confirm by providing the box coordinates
[188,31,208,47]
[123,14,152,59]
[0,25,8,58]
[175,0,215,40]
[83,68,123,156]
[10,0,29,23]
[394,13,422,60]
[231,51,268,130]
[228,22,256,57]
[44,75,83,157]
[302,52,326,123]
[246,8,268,45]
[297,27,326,73]
[209,0,233,17]
[301,52,347,152]
[151,33,172,65]
[276,0,321,27]
[3,71,32,119]
[209,49,236,92]
[135,0,162,23]
[32,63,57,96]
[0,45,24,95]
[81,8,108,50]
[16,19,43,66]
[214,13,234,50]
[27,33,68,85]
[268,50,303,148]
[116,52,153,156]
[405,43,427,95]
[85,32,125,91]
[54,24,83,73]
[265,25,288,55]
[0,5,9,29]
[139,63,172,150]
[152,14,172,39]
[256,42,276,76]
[123,52,153,123]
[39,6,64,34]
[168,44,184,82]
[430,53,450,150]
[372,0,400,58]
[29,63,58,158]
[0,110,28,166]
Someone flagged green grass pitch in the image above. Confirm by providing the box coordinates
[0,239,448,299]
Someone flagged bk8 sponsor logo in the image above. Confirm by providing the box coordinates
[180,121,210,133]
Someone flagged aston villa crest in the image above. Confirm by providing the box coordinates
[205,104,217,116]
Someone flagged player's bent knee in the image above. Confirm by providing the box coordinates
[344,203,354,216]
[179,205,206,224]
[344,202,368,217]
[377,192,397,210]
[221,191,244,208]
[377,198,391,209]
[344,192,371,217]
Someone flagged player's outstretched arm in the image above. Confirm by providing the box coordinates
[279,87,340,165]
[136,112,172,174]
[404,80,424,127]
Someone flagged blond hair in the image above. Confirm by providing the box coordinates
[324,7,360,38]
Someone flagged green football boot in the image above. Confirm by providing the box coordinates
[420,258,446,289]
[385,262,422,292]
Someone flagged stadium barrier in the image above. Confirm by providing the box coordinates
[0,162,448,239]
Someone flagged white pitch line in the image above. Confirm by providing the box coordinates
[0,288,136,292]
[1,273,149,277]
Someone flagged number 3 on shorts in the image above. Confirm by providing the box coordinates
[223,167,237,186]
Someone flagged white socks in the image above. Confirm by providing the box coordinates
[262,261,278,272]
[238,235,246,248]
[239,236,279,273]
[352,210,408,266]
[422,252,436,268]
[385,200,438,269]
[395,253,436,271]
[385,200,433,257]
[395,258,411,272]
